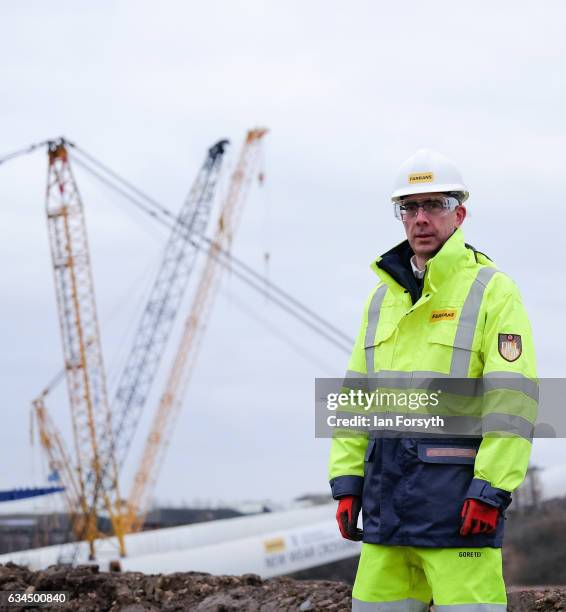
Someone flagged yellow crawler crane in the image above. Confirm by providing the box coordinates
[32,394,80,517]
[124,128,268,533]
[44,140,125,558]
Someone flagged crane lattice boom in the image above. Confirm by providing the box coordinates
[45,140,125,558]
[125,128,268,532]
[93,139,229,500]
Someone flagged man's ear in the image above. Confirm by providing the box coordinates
[455,205,467,227]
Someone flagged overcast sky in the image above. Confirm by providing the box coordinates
[1,1,565,514]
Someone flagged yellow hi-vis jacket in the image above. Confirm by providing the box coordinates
[328,228,538,547]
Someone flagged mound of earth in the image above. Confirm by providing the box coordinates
[1,563,565,611]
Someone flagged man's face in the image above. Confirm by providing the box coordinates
[401,192,467,259]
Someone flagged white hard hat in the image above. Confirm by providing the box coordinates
[391,148,469,203]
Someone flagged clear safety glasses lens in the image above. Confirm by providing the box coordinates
[393,196,460,220]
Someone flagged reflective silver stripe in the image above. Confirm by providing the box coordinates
[482,412,534,441]
[368,371,482,396]
[434,605,506,611]
[372,370,414,378]
[367,372,538,409]
[343,379,368,392]
[450,267,498,378]
[367,372,414,392]
[343,370,368,392]
[353,598,429,612]
[364,285,388,375]
[483,371,539,402]
[345,370,367,379]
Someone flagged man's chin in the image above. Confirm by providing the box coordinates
[412,238,437,249]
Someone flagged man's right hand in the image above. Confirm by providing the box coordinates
[336,495,363,541]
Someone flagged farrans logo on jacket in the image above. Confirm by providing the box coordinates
[430,308,457,322]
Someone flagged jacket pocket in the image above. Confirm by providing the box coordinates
[363,323,396,350]
[426,321,479,375]
[402,442,479,540]
[364,324,396,373]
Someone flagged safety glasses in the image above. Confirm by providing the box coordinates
[393,195,460,221]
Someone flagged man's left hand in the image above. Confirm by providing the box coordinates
[460,498,500,536]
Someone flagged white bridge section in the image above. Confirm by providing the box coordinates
[0,503,360,577]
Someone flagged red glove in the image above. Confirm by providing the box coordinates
[336,496,363,541]
[460,499,500,536]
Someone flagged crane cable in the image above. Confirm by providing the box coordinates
[73,150,350,353]
[69,142,353,346]
[0,138,354,353]
[68,148,353,354]
[0,139,49,166]
[221,285,337,374]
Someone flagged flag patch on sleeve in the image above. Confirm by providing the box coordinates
[498,334,522,362]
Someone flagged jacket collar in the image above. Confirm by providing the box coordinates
[370,228,477,299]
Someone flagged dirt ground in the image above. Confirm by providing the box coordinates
[0,563,565,611]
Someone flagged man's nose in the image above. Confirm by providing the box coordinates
[415,207,429,222]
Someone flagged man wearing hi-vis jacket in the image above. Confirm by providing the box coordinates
[328,148,538,611]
